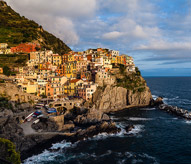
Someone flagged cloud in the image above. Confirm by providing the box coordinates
[103,31,123,40]
[5,0,97,45]
[5,0,97,18]
[137,40,191,51]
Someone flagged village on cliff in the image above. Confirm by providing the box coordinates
[0,42,135,121]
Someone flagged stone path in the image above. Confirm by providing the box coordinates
[20,121,37,135]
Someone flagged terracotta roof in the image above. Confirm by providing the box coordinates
[70,79,81,83]
[40,68,51,70]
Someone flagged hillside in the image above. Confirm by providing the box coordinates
[0,1,71,54]
[0,54,28,67]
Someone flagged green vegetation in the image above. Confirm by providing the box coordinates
[0,138,21,164]
[0,54,28,68]
[3,66,11,76]
[0,1,71,54]
[0,94,12,109]
[119,64,126,74]
[135,67,141,76]
[116,66,146,92]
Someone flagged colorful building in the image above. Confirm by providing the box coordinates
[52,54,61,66]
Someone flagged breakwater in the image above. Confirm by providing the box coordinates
[158,104,191,119]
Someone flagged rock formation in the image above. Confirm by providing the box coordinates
[91,85,152,113]
[0,83,39,103]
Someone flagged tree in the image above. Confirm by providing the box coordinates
[3,66,11,76]
[0,138,21,164]
[135,67,141,76]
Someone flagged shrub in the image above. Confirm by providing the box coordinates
[3,66,11,76]
[135,67,141,76]
[0,138,21,164]
[138,87,145,92]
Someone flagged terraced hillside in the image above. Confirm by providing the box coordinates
[0,54,28,67]
[0,1,71,54]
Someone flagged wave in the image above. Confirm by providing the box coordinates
[152,95,158,100]
[116,151,159,164]
[184,120,191,124]
[127,125,145,135]
[140,108,156,111]
[23,149,60,164]
[87,123,145,141]
[127,117,153,121]
[23,140,77,164]
[50,140,73,150]
[24,149,158,164]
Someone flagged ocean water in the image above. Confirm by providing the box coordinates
[24,77,191,164]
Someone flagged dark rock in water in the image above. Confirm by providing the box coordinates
[125,125,135,132]
[150,97,164,107]
[73,121,120,140]
[102,114,110,121]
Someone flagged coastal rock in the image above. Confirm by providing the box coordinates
[0,109,13,117]
[74,121,120,140]
[92,85,152,113]
[151,97,164,106]
[158,104,191,119]
[0,116,25,152]
[74,115,88,125]
[74,108,110,125]
[125,125,135,132]
[62,124,75,132]
[31,118,58,132]
[127,87,152,106]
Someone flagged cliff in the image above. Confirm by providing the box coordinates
[92,85,152,113]
[91,67,152,113]
[0,1,71,54]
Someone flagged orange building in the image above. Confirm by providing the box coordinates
[97,48,102,52]
[87,54,92,61]
[46,83,54,98]
[62,54,68,63]
[0,67,3,74]
[56,68,64,76]
[74,55,83,61]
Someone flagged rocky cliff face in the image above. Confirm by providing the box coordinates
[91,83,152,113]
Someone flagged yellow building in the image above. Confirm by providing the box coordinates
[65,79,83,96]
[21,82,38,94]
[68,54,74,62]
[19,67,24,74]
[117,56,122,64]
[111,56,117,64]
[51,76,67,85]
[5,49,11,54]
[53,54,62,66]
[65,62,77,79]
[0,43,8,49]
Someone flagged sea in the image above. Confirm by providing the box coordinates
[24,77,191,164]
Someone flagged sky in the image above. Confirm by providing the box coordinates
[4,0,191,76]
